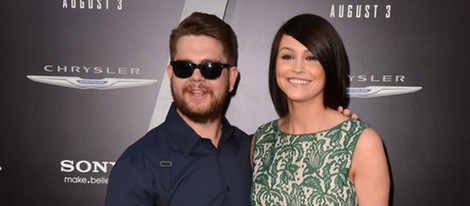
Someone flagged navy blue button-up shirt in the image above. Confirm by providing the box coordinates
[105,103,252,206]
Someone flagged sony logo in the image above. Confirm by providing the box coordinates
[60,160,115,173]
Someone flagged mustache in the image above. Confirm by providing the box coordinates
[182,83,211,93]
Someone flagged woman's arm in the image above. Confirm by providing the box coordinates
[349,128,391,206]
[250,134,255,168]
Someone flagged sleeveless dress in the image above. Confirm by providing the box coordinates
[251,119,369,206]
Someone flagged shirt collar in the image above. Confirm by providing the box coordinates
[163,103,238,156]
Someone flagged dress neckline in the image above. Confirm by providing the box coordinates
[274,118,353,136]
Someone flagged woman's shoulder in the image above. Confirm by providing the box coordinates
[256,119,279,130]
[253,119,280,139]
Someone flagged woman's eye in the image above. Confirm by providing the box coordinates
[281,54,293,60]
[306,56,318,61]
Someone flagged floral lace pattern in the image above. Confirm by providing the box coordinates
[251,119,368,206]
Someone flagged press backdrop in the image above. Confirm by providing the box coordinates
[1,0,469,205]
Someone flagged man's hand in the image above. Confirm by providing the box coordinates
[338,106,359,120]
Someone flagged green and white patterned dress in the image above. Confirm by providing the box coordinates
[251,119,369,206]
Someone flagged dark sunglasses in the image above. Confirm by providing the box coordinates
[170,60,232,80]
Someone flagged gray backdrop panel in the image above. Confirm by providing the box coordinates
[1,0,469,205]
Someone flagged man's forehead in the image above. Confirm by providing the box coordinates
[174,35,228,63]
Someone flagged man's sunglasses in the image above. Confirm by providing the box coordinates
[170,60,232,80]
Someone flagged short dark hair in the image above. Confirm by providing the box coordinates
[169,12,238,66]
[269,14,350,117]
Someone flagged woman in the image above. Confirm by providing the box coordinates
[251,14,390,206]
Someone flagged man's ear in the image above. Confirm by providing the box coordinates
[166,64,173,79]
[228,66,238,92]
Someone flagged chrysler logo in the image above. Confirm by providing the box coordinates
[347,86,422,98]
[27,75,157,90]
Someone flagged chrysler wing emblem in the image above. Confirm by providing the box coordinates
[27,75,157,90]
[347,86,422,98]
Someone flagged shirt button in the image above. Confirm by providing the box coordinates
[226,187,230,192]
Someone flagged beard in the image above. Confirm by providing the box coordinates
[171,81,229,124]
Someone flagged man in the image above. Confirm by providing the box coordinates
[105,12,252,206]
